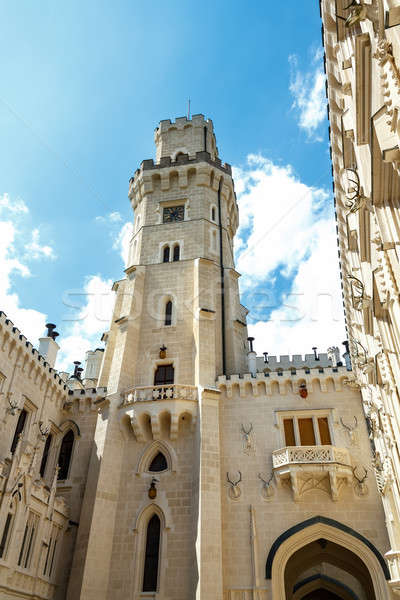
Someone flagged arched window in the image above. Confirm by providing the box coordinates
[165,300,172,326]
[10,409,27,454]
[57,430,74,480]
[149,452,168,472]
[154,364,174,385]
[163,246,170,263]
[40,434,53,478]
[142,514,161,592]
[211,206,216,222]
[173,245,180,261]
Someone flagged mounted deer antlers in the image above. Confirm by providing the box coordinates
[7,395,20,416]
[227,471,242,499]
[38,421,50,439]
[353,465,368,496]
[241,423,253,452]
[258,472,274,499]
[340,168,370,214]
[341,416,358,445]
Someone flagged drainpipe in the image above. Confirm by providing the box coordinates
[217,178,226,375]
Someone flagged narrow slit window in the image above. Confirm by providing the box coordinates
[0,512,13,558]
[211,207,216,222]
[11,409,27,454]
[57,430,74,480]
[173,245,180,261]
[165,301,172,326]
[40,434,52,478]
[142,514,161,592]
[163,246,170,263]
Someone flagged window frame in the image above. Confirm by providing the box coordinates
[18,511,40,570]
[0,500,16,560]
[277,409,334,447]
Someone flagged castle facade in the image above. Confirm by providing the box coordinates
[0,112,395,599]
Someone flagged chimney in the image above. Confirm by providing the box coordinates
[247,337,257,376]
[38,323,60,368]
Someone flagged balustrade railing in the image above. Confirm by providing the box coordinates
[272,445,351,468]
[125,384,198,404]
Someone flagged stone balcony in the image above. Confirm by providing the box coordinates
[120,384,198,442]
[272,445,353,502]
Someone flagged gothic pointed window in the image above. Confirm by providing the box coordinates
[154,364,174,386]
[165,300,172,326]
[40,434,52,478]
[163,246,170,263]
[57,430,74,480]
[149,452,168,472]
[173,244,180,261]
[10,408,27,454]
[142,514,161,592]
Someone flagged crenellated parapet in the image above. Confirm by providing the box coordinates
[217,366,352,397]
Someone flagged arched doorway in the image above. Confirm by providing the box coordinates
[286,539,373,599]
[267,517,391,600]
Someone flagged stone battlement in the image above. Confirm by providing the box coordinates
[156,113,212,133]
[255,352,342,372]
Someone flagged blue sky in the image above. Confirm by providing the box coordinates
[0,1,346,370]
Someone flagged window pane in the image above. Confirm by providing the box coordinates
[149,452,167,472]
[318,417,331,445]
[163,247,170,263]
[298,418,316,445]
[173,245,180,261]
[58,430,74,480]
[165,301,172,326]
[142,514,161,592]
[283,419,296,446]
[0,513,12,558]
[154,365,174,385]
[40,434,52,478]
[11,409,27,454]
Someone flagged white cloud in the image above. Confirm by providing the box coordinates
[0,193,28,215]
[25,228,56,260]
[0,219,48,342]
[234,155,345,357]
[57,275,115,371]
[289,48,326,139]
[113,221,133,267]
[95,211,122,224]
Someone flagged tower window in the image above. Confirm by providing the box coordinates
[154,364,174,386]
[142,514,161,592]
[211,206,216,222]
[40,434,53,478]
[149,452,168,472]
[173,245,180,261]
[57,430,74,480]
[163,246,170,263]
[10,409,27,454]
[165,300,172,326]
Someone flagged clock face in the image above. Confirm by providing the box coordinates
[163,205,184,223]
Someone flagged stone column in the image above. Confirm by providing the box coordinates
[195,387,223,600]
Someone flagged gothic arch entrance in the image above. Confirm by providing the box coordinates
[267,517,391,600]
